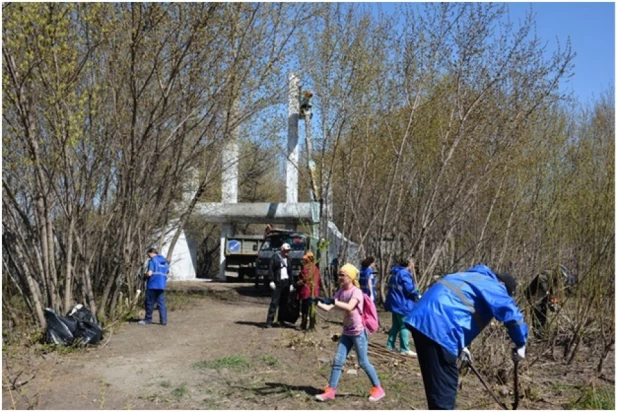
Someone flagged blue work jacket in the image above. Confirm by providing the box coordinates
[359,266,376,300]
[384,266,419,316]
[147,254,169,290]
[405,264,528,356]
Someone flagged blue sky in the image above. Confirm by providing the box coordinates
[507,2,615,106]
[368,2,615,107]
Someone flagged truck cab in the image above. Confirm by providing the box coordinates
[255,229,319,287]
[224,235,264,281]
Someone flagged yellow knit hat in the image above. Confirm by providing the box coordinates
[340,263,360,288]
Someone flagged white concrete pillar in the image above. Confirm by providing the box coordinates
[182,168,200,206]
[287,73,299,204]
[220,98,240,280]
[160,225,197,281]
[222,143,239,203]
[222,98,240,203]
[220,223,234,280]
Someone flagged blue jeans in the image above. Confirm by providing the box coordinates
[328,330,380,389]
[145,289,167,324]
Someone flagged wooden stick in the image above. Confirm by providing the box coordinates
[410,260,420,291]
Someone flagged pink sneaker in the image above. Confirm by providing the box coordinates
[315,386,336,401]
[369,385,385,401]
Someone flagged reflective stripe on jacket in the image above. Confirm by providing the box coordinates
[405,264,528,356]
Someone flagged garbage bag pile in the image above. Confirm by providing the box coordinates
[278,292,300,324]
[44,304,103,346]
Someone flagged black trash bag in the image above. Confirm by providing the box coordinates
[278,292,300,323]
[75,320,102,345]
[44,308,75,346]
[67,304,103,345]
[45,304,103,346]
[66,304,97,324]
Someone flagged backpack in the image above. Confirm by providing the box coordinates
[360,292,379,333]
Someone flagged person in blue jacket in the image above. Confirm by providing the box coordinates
[405,264,527,410]
[139,248,170,325]
[384,259,420,356]
[359,257,377,302]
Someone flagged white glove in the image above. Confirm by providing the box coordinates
[289,285,295,292]
[460,347,473,364]
[269,282,276,291]
[512,345,525,362]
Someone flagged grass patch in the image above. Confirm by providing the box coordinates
[41,342,83,355]
[569,384,614,410]
[160,380,171,388]
[525,384,543,402]
[377,372,390,382]
[549,381,575,393]
[193,355,251,370]
[352,384,366,397]
[387,380,408,394]
[259,355,279,366]
[165,292,202,311]
[172,383,187,399]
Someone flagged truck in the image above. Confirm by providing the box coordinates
[224,235,264,281]
[255,229,320,288]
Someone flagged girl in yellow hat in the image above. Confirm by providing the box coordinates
[314,263,385,403]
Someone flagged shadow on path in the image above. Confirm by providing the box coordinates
[251,382,321,396]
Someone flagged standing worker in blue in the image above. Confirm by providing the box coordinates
[139,248,170,325]
[384,258,420,356]
[405,264,528,409]
[359,257,377,302]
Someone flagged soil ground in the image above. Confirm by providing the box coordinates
[2,277,615,410]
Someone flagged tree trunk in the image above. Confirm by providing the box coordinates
[63,216,75,312]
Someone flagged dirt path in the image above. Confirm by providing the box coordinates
[2,281,614,410]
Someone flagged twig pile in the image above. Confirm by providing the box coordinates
[367,342,421,371]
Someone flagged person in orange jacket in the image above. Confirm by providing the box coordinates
[297,251,320,330]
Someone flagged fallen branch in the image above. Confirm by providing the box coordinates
[100,327,114,348]
[2,368,17,409]
[598,374,615,384]
[10,371,37,390]
[368,342,418,362]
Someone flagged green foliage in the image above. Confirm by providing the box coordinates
[172,383,187,399]
[568,384,614,410]
[40,342,83,355]
[525,384,544,402]
[165,292,202,312]
[259,355,279,367]
[193,355,251,370]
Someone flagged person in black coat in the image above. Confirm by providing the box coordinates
[265,243,294,328]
